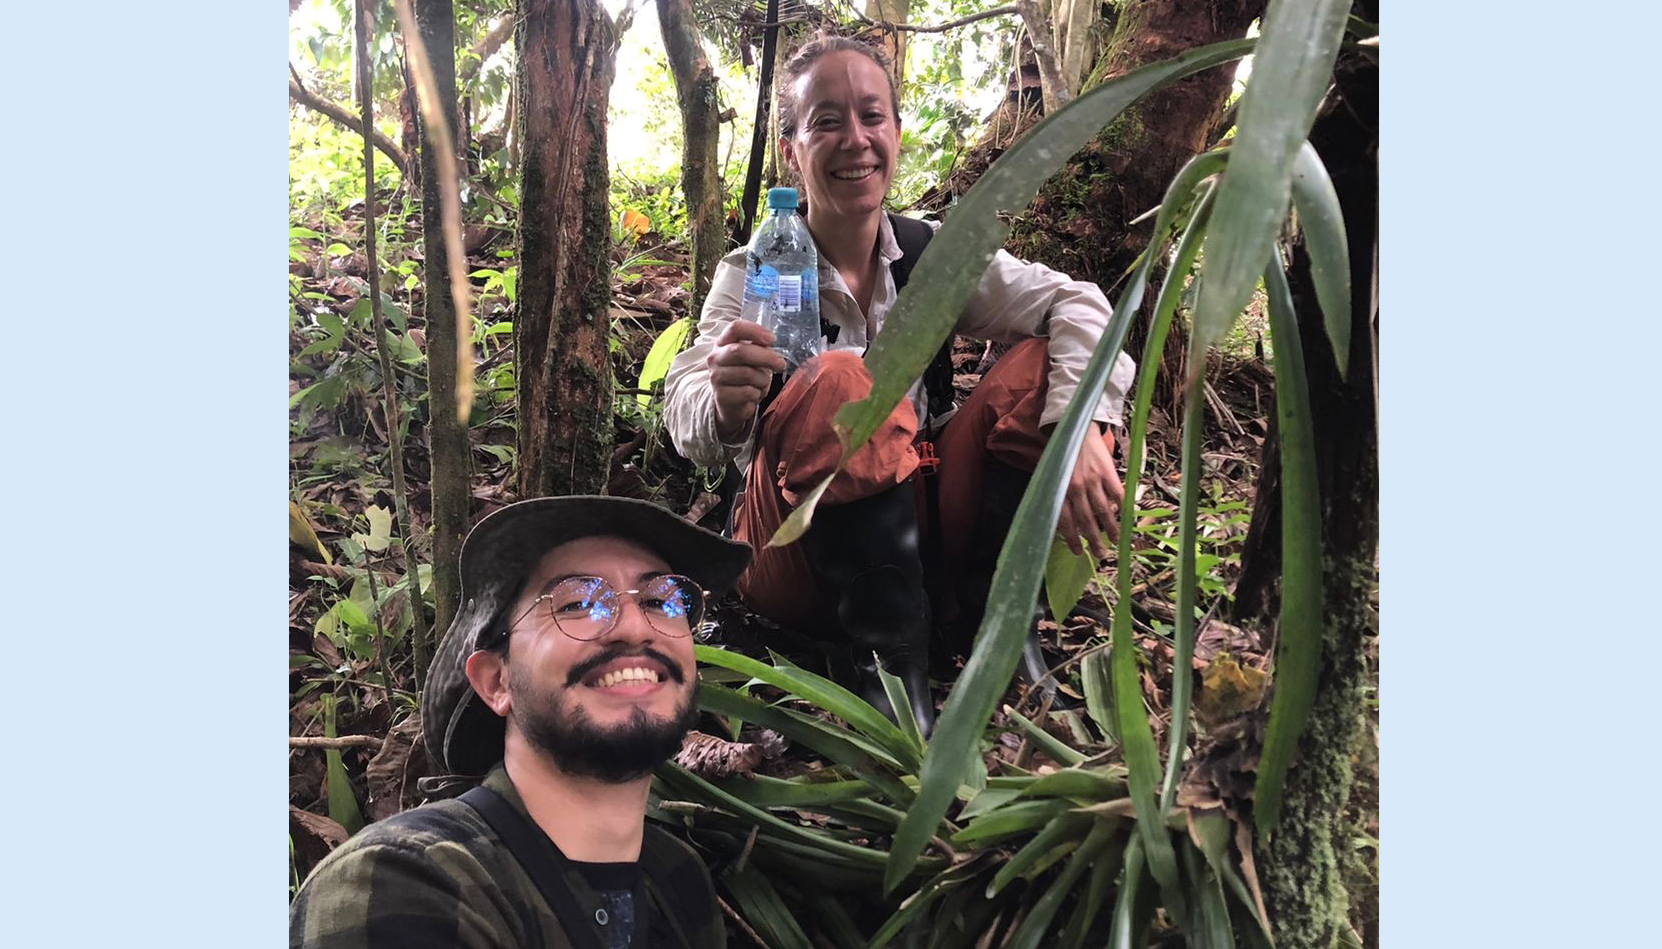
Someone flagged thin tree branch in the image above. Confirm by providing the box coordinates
[1013,0,1071,111]
[393,0,476,423]
[289,71,409,174]
[850,5,1017,34]
[358,0,431,691]
[290,735,384,750]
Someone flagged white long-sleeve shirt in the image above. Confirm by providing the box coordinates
[663,212,1136,472]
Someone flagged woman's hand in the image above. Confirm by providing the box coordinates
[1056,427,1124,560]
[708,320,789,442]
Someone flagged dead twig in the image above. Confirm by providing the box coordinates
[291,735,383,750]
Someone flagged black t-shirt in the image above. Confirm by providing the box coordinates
[571,861,640,949]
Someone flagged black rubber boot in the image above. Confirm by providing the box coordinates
[953,459,1072,707]
[803,480,937,737]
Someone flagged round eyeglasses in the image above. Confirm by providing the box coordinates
[510,574,707,641]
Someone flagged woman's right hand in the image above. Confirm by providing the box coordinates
[707,320,789,442]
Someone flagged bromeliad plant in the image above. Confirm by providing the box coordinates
[652,0,1371,945]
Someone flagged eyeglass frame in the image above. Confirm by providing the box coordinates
[495,572,710,644]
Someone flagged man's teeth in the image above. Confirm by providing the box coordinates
[832,167,876,180]
[593,666,661,688]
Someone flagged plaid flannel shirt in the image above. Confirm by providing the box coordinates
[290,766,724,949]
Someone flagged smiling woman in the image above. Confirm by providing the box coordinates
[662,33,1137,739]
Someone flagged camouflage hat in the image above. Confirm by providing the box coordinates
[421,495,752,777]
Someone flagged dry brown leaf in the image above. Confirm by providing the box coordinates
[675,730,764,778]
[364,715,424,821]
[1195,655,1268,725]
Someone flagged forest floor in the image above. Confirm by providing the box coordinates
[287,194,1377,942]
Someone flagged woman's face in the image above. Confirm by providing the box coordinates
[781,50,901,224]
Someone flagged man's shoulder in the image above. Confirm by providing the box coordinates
[302,797,508,888]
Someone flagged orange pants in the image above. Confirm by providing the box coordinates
[732,338,1113,638]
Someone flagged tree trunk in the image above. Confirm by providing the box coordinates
[1235,21,1378,948]
[513,0,617,498]
[415,0,471,642]
[861,0,911,90]
[656,0,725,315]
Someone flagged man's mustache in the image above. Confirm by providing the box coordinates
[565,645,687,687]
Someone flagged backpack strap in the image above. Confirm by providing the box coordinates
[459,785,602,949]
[888,213,957,423]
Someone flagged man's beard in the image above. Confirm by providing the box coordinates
[507,656,697,783]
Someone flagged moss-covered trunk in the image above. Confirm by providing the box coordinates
[1235,21,1378,947]
[415,0,470,640]
[656,0,724,315]
[513,0,616,498]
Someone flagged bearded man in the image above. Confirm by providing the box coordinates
[290,496,751,949]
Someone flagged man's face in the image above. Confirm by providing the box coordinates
[483,535,699,782]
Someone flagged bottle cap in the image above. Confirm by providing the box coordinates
[766,187,800,210]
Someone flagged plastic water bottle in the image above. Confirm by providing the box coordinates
[739,187,822,369]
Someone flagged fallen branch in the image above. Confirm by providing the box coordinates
[291,735,383,750]
[289,69,408,174]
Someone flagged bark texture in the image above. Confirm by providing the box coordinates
[1235,25,1378,949]
[513,0,616,498]
[656,0,725,314]
[415,0,471,640]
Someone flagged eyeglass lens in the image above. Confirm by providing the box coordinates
[543,575,702,640]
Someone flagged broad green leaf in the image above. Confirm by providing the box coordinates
[1004,819,1115,949]
[695,646,920,771]
[694,683,914,805]
[986,810,1092,896]
[770,39,1256,550]
[1003,707,1086,767]
[1189,0,1350,371]
[353,504,394,552]
[325,241,353,256]
[290,226,326,240]
[1080,648,1117,744]
[1254,258,1324,836]
[636,317,694,408]
[1289,141,1352,377]
[833,39,1255,459]
[298,312,346,357]
[322,695,364,834]
[1043,536,1096,624]
[956,785,1023,821]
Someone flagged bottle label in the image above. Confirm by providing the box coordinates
[744,265,780,302]
[776,274,802,312]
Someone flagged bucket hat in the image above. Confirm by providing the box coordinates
[421,496,751,777]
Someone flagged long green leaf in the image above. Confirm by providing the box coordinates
[1189,0,1351,369]
[880,142,1228,895]
[987,810,1092,896]
[1014,766,1128,803]
[1109,836,1146,949]
[695,683,914,805]
[696,645,920,771]
[1057,828,1125,949]
[1182,839,1236,949]
[1253,257,1324,836]
[1160,349,1205,812]
[949,798,1071,847]
[1288,142,1351,376]
[808,892,868,949]
[1003,818,1115,949]
[708,773,874,808]
[1005,707,1087,767]
[770,37,1257,547]
[724,864,814,949]
[876,663,928,754]
[866,860,985,949]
